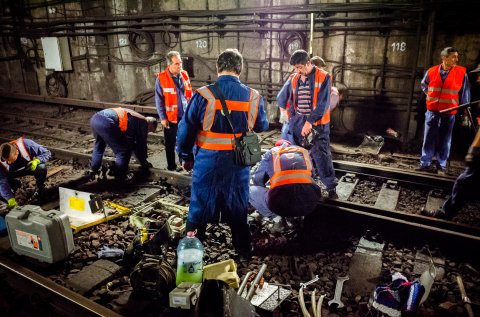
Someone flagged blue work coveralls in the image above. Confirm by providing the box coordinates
[176,75,269,254]
[0,138,51,201]
[420,67,470,170]
[249,144,322,218]
[90,108,150,177]
[277,66,337,191]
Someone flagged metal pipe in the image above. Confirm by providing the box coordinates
[237,271,253,296]
[309,12,314,56]
[246,263,267,300]
[456,275,475,317]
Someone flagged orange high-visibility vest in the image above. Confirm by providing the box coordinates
[291,67,330,125]
[194,86,260,151]
[112,107,146,132]
[269,145,314,189]
[426,64,466,115]
[0,137,31,171]
[157,69,193,123]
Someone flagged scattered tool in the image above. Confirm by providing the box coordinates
[456,275,476,317]
[298,276,325,317]
[328,275,349,308]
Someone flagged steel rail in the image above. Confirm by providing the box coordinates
[0,256,122,317]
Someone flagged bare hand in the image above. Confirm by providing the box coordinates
[301,121,312,136]
[161,119,169,129]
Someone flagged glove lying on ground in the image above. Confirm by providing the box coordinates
[27,158,41,171]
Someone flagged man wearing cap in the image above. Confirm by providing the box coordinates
[417,47,470,175]
[0,137,51,207]
[155,51,192,171]
[88,108,158,180]
[249,139,322,222]
[277,50,337,198]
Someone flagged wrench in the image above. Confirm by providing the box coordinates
[328,275,349,308]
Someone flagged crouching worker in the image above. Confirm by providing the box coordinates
[0,137,51,207]
[249,139,322,221]
[88,108,157,180]
[430,128,480,220]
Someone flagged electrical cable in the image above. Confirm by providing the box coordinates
[128,30,154,60]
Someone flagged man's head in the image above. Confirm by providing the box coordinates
[0,143,19,164]
[440,47,459,70]
[146,117,158,133]
[216,49,243,76]
[311,56,326,68]
[166,51,183,76]
[289,50,313,77]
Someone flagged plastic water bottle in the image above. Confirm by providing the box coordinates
[176,231,204,286]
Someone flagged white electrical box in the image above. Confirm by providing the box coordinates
[41,37,72,71]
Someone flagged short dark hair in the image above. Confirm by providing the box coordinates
[0,143,15,161]
[166,51,181,65]
[289,50,309,66]
[440,47,458,57]
[216,49,243,75]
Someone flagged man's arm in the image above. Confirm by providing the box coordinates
[176,92,204,162]
[277,77,293,110]
[133,120,149,166]
[155,78,169,127]
[253,95,269,133]
[24,139,51,163]
[458,73,471,105]
[252,150,273,186]
[420,71,429,96]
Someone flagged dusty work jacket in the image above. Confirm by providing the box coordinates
[177,75,269,224]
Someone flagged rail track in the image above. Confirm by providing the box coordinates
[1,97,480,316]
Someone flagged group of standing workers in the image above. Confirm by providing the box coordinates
[1,47,479,259]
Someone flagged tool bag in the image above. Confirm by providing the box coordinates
[211,83,262,166]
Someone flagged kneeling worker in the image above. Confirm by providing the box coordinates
[88,107,158,180]
[249,139,322,220]
[0,137,52,207]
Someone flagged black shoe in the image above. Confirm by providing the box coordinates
[415,165,432,172]
[328,190,338,199]
[30,189,44,203]
[423,208,454,220]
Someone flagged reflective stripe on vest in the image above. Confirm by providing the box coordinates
[426,65,466,115]
[112,107,145,132]
[270,146,313,189]
[157,69,193,123]
[291,67,330,125]
[194,86,260,151]
[0,137,31,172]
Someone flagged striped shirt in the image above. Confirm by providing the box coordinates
[296,77,311,115]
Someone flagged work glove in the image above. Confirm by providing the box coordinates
[182,160,194,172]
[465,146,480,168]
[461,114,472,129]
[7,198,18,208]
[27,158,41,171]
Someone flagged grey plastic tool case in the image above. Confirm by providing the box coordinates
[6,205,74,263]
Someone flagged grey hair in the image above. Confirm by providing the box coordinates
[289,50,310,66]
[145,117,158,132]
[216,49,243,75]
[166,51,181,65]
[440,47,458,57]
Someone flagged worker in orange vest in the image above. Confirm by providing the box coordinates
[155,51,192,171]
[89,108,157,180]
[417,47,470,175]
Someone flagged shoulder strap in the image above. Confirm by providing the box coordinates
[210,83,239,144]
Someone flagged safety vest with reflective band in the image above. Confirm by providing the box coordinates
[0,137,31,172]
[269,145,314,189]
[426,65,466,115]
[112,107,146,132]
[195,86,260,150]
[291,67,331,125]
[157,69,193,123]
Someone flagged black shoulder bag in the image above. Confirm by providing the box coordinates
[211,83,262,166]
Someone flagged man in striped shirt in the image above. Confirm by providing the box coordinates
[277,50,337,198]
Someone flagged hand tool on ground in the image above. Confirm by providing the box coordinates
[298,276,325,317]
[328,275,349,308]
[457,275,476,317]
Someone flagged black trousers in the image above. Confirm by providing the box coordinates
[164,122,179,171]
